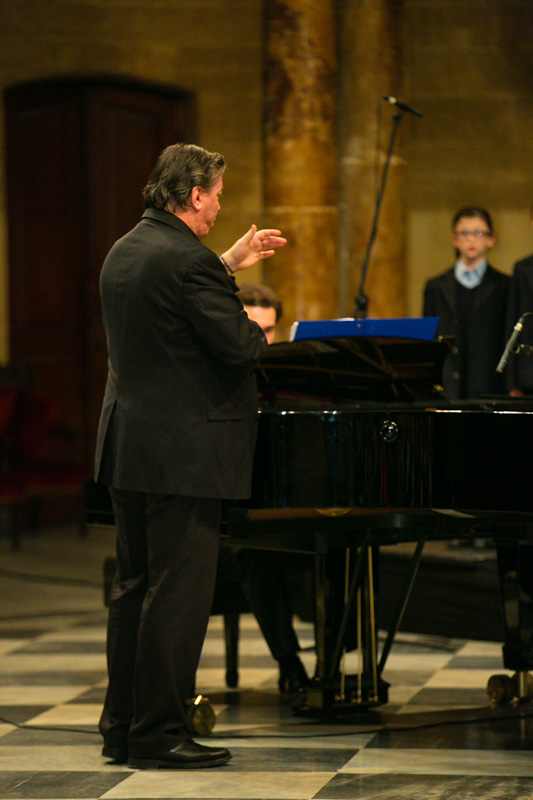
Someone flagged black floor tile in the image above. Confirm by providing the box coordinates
[446,655,504,669]
[11,642,106,654]
[0,707,51,725]
[223,746,359,771]
[409,688,489,705]
[66,687,106,704]
[0,630,52,640]
[0,672,107,686]
[0,727,101,746]
[367,709,533,751]
[314,773,533,799]
[0,771,127,799]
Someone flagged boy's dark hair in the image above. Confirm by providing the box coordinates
[236,284,283,322]
[452,206,494,234]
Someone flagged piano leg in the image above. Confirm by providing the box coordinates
[487,542,533,705]
[497,542,533,671]
[307,539,389,711]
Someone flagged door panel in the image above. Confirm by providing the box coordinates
[5,80,193,472]
[84,87,191,456]
[6,87,86,463]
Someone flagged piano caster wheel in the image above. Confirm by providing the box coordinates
[487,674,515,705]
[186,695,216,735]
[487,672,533,705]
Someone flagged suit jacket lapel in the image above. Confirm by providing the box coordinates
[440,269,457,315]
[472,265,497,313]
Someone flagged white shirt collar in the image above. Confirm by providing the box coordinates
[454,258,487,289]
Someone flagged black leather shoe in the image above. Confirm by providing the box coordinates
[278,654,309,698]
[102,745,128,764]
[128,739,232,769]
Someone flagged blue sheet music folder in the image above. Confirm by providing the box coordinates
[290,317,439,342]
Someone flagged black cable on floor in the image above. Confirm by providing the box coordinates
[2,707,533,740]
[0,715,100,736]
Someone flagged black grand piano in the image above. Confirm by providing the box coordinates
[86,330,533,712]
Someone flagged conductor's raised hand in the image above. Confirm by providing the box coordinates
[221,225,287,273]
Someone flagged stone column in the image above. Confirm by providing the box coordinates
[337,0,407,319]
[263,0,337,339]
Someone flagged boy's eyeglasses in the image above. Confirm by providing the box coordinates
[455,230,492,239]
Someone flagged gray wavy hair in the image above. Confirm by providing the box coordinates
[143,143,226,212]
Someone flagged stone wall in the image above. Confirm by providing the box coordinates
[0,0,264,363]
[403,0,533,315]
[0,0,532,362]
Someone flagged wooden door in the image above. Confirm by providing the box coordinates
[5,80,193,471]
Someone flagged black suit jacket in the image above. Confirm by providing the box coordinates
[505,254,533,393]
[95,208,267,498]
[423,265,510,399]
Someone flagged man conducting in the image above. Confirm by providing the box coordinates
[94,143,286,769]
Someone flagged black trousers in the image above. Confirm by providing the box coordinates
[99,489,222,755]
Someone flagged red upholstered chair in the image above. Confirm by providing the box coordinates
[0,387,26,549]
[9,390,88,541]
[0,387,20,442]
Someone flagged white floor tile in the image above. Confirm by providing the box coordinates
[0,685,91,705]
[25,703,103,726]
[102,770,335,799]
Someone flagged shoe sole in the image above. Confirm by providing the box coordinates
[128,754,232,769]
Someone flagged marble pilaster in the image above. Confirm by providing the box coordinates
[337,0,407,319]
[263,0,337,337]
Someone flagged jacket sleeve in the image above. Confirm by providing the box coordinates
[181,256,268,366]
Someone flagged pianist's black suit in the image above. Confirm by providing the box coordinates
[423,265,510,399]
[95,208,266,756]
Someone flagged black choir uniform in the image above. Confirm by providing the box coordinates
[423,264,510,399]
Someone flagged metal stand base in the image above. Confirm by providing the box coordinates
[305,674,390,711]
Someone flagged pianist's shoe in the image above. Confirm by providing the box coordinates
[279,654,309,701]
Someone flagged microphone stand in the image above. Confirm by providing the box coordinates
[354,111,404,319]
[496,312,533,373]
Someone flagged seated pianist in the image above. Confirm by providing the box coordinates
[233,283,310,700]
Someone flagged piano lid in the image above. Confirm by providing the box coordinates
[255,335,453,405]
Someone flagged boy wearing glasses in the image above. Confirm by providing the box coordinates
[423,206,510,399]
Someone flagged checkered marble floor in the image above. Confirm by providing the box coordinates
[1,527,533,799]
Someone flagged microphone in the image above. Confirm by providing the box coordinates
[496,316,525,373]
[382,96,424,117]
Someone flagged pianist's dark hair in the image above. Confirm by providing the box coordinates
[143,143,226,212]
[236,284,283,322]
[452,206,494,234]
